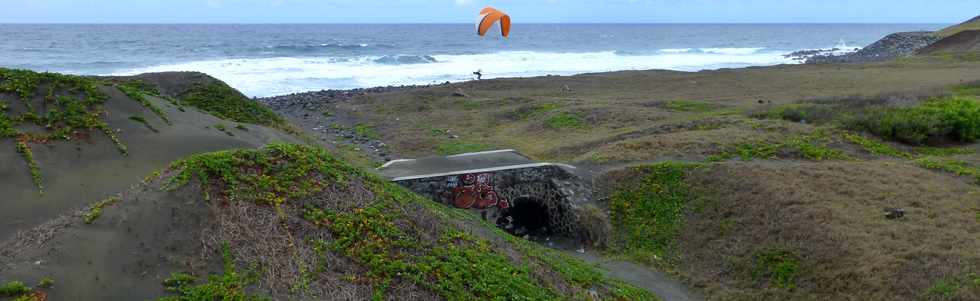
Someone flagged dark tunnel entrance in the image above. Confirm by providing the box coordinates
[498,197,553,237]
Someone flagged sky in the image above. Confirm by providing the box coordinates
[0,0,977,23]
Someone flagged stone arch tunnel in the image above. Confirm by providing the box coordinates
[378,150,594,237]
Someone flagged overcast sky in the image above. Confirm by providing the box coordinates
[1,0,977,23]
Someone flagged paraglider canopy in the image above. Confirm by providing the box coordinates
[477,6,511,38]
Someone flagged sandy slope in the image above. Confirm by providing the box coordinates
[0,79,299,242]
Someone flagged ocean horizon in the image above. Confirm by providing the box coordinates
[0,23,947,97]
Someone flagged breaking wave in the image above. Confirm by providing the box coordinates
[110,49,796,97]
[373,55,438,65]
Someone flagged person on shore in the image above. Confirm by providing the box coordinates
[473,69,483,80]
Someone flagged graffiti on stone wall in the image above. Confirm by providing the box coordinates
[394,165,591,236]
[447,173,510,210]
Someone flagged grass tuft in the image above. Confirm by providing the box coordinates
[0,281,30,297]
[179,81,283,127]
[117,82,170,125]
[914,157,980,184]
[353,123,381,140]
[516,102,561,120]
[953,82,980,97]
[709,141,779,161]
[166,144,352,204]
[751,249,801,290]
[664,100,715,112]
[129,115,159,133]
[213,123,234,136]
[842,132,912,158]
[785,134,849,160]
[710,133,848,161]
[0,68,130,191]
[435,140,493,156]
[925,279,960,299]
[15,137,43,193]
[83,196,121,224]
[544,112,585,129]
[36,278,54,289]
[158,243,267,301]
[608,162,701,264]
[305,205,559,300]
[914,146,975,157]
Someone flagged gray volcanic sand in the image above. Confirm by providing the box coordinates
[0,182,214,301]
[0,86,299,242]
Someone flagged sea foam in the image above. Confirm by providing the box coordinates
[111,49,795,97]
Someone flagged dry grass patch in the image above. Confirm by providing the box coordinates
[675,161,980,300]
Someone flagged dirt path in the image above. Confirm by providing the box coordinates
[572,251,704,301]
[539,235,703,301]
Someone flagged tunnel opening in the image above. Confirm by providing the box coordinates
[498,197,558,238]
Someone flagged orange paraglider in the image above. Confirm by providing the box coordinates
[477,6,511,38]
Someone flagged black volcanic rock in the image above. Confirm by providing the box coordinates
[807,32,941,64]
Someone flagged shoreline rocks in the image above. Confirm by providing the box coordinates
[806,31,941,64]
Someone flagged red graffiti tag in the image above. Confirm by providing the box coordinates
[451,173,509,210]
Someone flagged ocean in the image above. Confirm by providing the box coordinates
[0,23,945,97]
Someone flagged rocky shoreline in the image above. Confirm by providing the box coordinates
[806,31,941,64]
[259,84,443,163]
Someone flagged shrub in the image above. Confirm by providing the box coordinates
[854,96,980,145]
[754,104,834,123]
[352,123,381,140]
[0,281,30,297]
[544,112,585,129]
